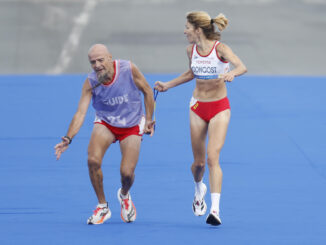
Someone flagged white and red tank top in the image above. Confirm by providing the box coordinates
[191,41,230,80]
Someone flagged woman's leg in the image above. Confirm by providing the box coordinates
[206,109,230,215]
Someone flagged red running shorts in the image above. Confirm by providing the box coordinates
[190,97,230,122]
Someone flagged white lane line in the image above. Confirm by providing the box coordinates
[48,0,98,74]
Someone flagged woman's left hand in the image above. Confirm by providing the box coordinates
[219,72,235,82]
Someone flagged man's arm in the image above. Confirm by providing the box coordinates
[54,79,92,160]
[65,79,93,139]
[131,63,155,136]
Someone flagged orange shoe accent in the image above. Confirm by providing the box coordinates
[132,202,137,220]
[120,210,126,223]
[120,201,136,223]
[95,214,106,224]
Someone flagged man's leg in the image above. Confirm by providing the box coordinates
[119,135,141,195]
[87,123,115,204]
[86,123,115,225]
[117,135,141,223]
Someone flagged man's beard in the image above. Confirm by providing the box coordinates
[97,71,110,84]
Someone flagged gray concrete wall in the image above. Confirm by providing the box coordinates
[1,0,326,75]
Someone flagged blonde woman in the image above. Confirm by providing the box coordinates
[155,11,247,226]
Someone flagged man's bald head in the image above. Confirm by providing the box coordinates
[88,44,111,59]
[88,44,114,84]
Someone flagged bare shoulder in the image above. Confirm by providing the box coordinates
[130,61,138,71]
[130,62,144,79]
[216,42,232,54]
[130,61,150,91]
[186,44,194,57]
[79,78,92,99]
[186,44,193,52]
[82,77,91,90]
[84,77,90,84]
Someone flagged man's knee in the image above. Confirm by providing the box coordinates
[120,167,135,182]
[88,155,102,169]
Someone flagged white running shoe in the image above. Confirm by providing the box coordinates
[117,188,136,223]
[192,183,207,216]
[87,203,111,225]
[206,210,222,226]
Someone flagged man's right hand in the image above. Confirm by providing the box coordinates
[54,137,70,160]
[144,120,156,137]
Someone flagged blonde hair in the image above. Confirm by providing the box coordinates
[186,11,228,40]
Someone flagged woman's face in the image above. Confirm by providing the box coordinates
[184,21,197,44]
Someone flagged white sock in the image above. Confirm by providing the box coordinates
[97,202,108,208]
[195,180,205,199]
[211,193,221,214]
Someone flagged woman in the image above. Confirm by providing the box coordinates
[154,11,247,226]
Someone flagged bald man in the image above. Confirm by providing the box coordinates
[54,44,155,224]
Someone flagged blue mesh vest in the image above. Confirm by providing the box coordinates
[88,60,143,128]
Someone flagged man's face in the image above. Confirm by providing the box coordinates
[88,50,112,83]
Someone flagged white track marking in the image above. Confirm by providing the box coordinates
[48,0,98,74]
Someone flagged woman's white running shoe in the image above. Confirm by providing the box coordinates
[192,183,207,216]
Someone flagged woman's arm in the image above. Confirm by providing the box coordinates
[155,45,195,92]
[217,43,247,82]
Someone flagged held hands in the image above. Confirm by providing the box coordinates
[54,136,70,160]
[154,81,169,92]
[144,120,155,137]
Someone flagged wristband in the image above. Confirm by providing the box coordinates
[63,136,72,144]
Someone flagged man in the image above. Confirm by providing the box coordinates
[54,44,155,225]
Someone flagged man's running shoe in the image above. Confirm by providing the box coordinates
[87,203,111,225]
[117,188,136,223]
[192,183,207,216]
[206,210,222,226]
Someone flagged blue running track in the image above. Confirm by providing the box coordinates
[0,74,325,244]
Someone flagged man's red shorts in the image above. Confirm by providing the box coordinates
[95,118,144,142]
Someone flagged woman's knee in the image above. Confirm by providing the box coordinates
[192,160,205,169]
[207,150,221,169]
